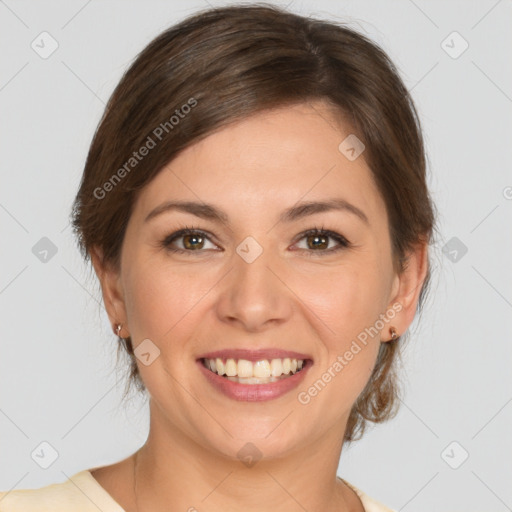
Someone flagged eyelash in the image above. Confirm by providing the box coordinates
[160,224,351,257]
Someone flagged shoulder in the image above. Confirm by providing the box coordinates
[340,478,398,512]
[0,470,125,512]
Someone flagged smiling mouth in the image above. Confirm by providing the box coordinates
[201,357,306,384]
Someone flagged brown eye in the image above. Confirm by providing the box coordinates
[182,232,205,250]
[293,228,350,254]
[306,233,329,250]
[162,228,218,253]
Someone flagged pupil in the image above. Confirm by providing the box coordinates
[309,235,327,250]
[184,233,203,250]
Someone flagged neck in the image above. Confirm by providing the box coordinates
[131,401,356,512]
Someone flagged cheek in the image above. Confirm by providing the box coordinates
[295,275,383,419]
[296,261,390,342]
[122,256,215,343]
[291,260,389,402]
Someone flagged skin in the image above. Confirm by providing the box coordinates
[90,101,428,512]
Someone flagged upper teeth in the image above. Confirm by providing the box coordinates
[203,358,304,378]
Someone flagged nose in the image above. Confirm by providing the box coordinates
[215,245,293,332]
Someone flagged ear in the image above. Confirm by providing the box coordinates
[382,241,429,342]
[90,245,129,338]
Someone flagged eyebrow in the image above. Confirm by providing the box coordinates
[144,198,369,225]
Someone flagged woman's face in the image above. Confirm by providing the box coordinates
[97,101,424,460]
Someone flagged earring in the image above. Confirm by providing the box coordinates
[389,326,399,341]
[115,323,122,337]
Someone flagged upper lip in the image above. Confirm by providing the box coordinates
[197,349,312,362]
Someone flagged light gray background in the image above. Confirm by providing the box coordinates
[1,1,511,510]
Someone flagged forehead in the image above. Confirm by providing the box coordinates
[133,102,386,226]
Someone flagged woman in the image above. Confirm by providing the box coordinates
[0,3,435,511]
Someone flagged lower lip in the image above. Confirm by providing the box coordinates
[197,359,312,402]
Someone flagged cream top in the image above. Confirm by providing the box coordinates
[0,470,396,511]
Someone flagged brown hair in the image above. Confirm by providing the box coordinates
[71,3,436,444]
